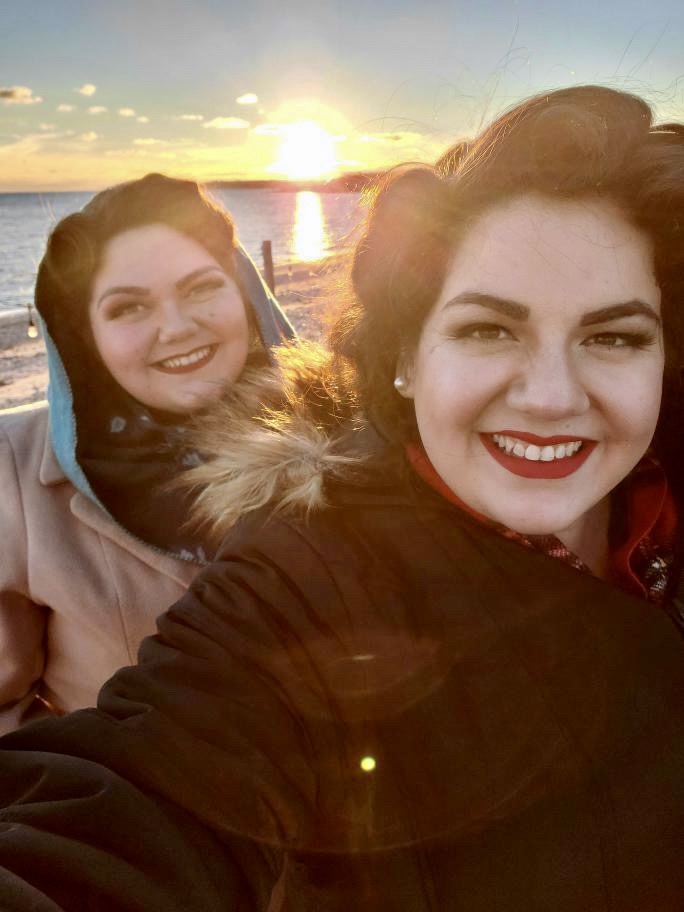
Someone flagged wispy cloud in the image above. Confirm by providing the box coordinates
[79,131,98,142]
[76,84,97,96]
[204,116,250,130]
[118,107,136,117]
[1,85,42,105]
[87,105,107,114]
[136,115,149,123]
[133,138,166,146]
[236,93,258,105]
[252,123,285,136]
[56,103,75,113]
[177,114,204,121]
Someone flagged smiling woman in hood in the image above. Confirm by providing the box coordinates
[0,173,294,733]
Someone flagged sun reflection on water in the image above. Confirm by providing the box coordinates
[292,191,329,262]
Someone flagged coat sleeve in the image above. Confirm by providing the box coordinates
[0,426,49,735]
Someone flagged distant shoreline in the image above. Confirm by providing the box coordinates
[0,171,381,197]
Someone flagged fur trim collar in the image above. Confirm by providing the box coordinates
[183,342,370,540]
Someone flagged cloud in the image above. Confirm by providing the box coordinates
[57,103,75,113]
[177,114,204,121]
[76,84,97,96]
[118,107,136,117]
[252,123,285,136]
[79,131,98,142]
[236,93,258,105]
[136,115,149,123]
[1,85,42,105]
[133,138,166,146]
[203,116,250,130]
[39,123,54,131]
[87,105,107,114]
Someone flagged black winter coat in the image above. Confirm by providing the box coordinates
[1,473,684,911]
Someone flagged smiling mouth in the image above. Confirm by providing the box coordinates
[491,433,583,462]
[153,345,217,373]
[481,431,596,479]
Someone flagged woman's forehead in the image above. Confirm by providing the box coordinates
[435,194,660,319]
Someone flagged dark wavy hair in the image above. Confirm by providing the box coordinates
[330,85,684,482]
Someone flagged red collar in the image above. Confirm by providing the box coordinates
[406,443,677,603]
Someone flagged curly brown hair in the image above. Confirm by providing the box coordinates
[330,85,684,480]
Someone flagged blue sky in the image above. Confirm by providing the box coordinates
[1,0,683,189]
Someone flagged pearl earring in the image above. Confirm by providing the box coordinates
[393,375,408,392]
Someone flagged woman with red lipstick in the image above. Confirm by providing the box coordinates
[0,173,294,733]
[2,87,684,910]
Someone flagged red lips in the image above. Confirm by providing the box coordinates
[480,431,597,479]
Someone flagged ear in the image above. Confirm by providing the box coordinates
[394,351,415,399]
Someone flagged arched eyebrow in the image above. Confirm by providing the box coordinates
[580,300,661,326]
[97,285,150,307]
[440,292,661,326]
[441,293,529,320]
[175,265,224,292]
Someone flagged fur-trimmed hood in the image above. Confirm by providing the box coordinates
[183,341,378,541]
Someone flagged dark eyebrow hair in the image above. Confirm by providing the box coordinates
[441,292,529,320]
[97,285,150,307]
[175,265,225,292]
[96,265,224,308]
[441,292,661,327]
[580,300,661,326]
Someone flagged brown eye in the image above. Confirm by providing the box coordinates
[453,323,514,342]
[107,299,147,320]
[584,331,655,350]
[187,279,225,299]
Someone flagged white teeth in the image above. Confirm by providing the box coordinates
[491,434,583,462]
[158,346,212,369]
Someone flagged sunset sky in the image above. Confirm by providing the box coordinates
[1,0,683,191]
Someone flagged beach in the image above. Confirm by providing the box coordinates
[0,255,349,413]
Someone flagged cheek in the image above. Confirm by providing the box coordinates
[605,364,663,442]
[412,352,502,431]
[93,325,148,375]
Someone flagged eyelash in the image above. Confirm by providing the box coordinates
[451,323,657,350]
[187,278,225,298]
[583,331,656,350]
[108,300,147,320]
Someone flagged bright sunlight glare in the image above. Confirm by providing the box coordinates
[273,121,338,180]
[292,191,328,261]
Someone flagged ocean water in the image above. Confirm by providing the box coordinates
[0,188,364,312]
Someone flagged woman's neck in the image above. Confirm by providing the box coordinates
[555,496,612,580]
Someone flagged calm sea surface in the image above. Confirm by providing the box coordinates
[0,188,363,312]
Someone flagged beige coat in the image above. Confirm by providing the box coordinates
[0,405,200,734]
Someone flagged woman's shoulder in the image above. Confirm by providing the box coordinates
[0,402,49,467]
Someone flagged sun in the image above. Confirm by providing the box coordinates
[272,121,338,180]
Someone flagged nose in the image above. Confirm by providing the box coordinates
[156,300,197,345]
[505,345,590,420]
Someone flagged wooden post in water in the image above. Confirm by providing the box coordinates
[261,240,275,293]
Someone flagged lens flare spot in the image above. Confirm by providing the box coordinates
[360,755,376,773]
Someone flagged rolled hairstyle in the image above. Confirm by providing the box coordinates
[331,85,684,484]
